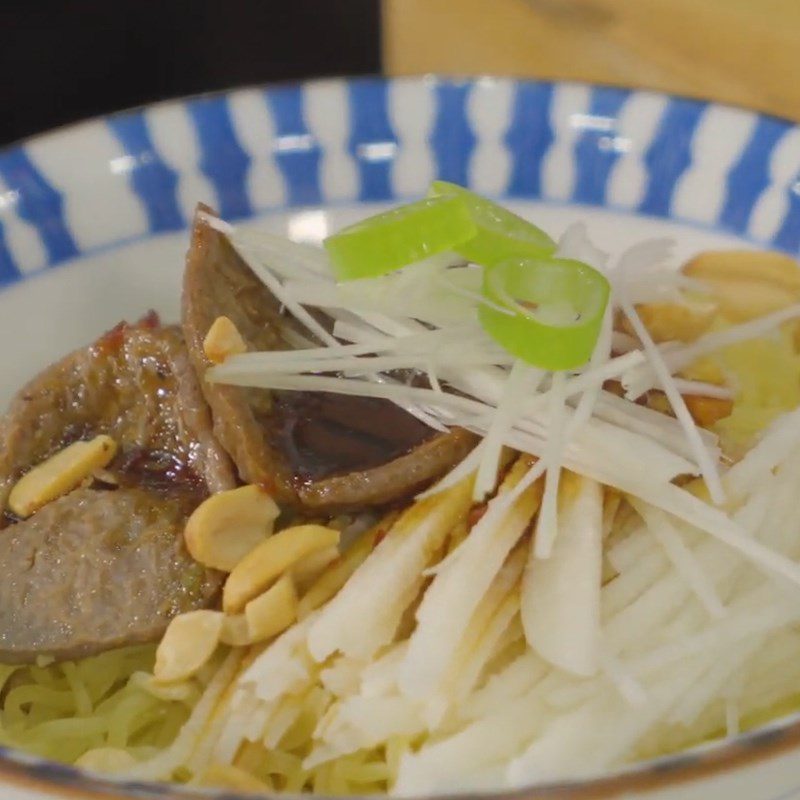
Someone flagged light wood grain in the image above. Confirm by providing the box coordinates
[383,0,800,120]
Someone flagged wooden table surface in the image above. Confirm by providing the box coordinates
[383,0,800,121]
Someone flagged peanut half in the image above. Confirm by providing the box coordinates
[153,610,223,684]
[184,485,279,572]
[8,435,118,518]
[203,316,247,364]
[683,250,800,322]
[223,524,340,614]
[244,573,298,642]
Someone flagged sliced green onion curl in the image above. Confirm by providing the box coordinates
[479,257,610,370]
[429,181,556,266]
[323,195,477,281]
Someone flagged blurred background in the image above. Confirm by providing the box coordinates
[2,0,798,146]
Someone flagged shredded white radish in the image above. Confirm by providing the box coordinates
[194,211,800,795]
[522,474,603,675]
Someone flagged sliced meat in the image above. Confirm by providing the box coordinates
[0,318,236,662]
[182,206,476,511]
[0,488,217,663]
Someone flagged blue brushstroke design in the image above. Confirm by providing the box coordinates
[505,83,554,198]
[0,148,78,264]
[107,112,184,232]
[638,99,706,217]
[264,86,322,207]
[772,176,800,254]
[0,221,21,286]
[572,86,630,205]
[186,97,252,220]
[431,81,476,186]
[719,116,787,234]
[348,79,397,201]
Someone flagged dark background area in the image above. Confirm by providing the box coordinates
[0,0,381,146]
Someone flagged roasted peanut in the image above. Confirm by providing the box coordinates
[683,250,800,322]
[9,435,118,518]
[203,316,247,364]
[619,299,718,344]
[223,524,340,614]
[184,485,279,572]
[291,545,340,592]
[219,614,251,647]
[154,610,223,683]
[244,573,297,642]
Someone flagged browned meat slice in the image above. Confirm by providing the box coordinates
[182,207,476,511]
[0,318,236,662]
[0,488,217,663]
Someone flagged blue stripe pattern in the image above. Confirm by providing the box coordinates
[431,81,476,186]
[773,177,800,253]
[264,86,322,207]
[719,117,787,233]
[3,77,800,293]
[0,148,78,264]
[638,99,706,217]
[572,87,630,205]
[348,79,398,202]
[186,97,252,220]
[107,113,184,233]
[0,221,20,286]
[505,83,554,198]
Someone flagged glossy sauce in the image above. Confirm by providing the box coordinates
[271,391,436,483]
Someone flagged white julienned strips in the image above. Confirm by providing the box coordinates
[541,83,591,201]
[605,92,669,209]
[671,106,757,225]
[522,474,604,676]
[304,80,358,202]
[616,287,725,504]
[474,362,541,501]
[145,102,217,222]
[630,499,725,619]
[533,371,567,559]
[0,173,47,274]
[397,461,541,701]
[226,89,286,211]
[467,78,514,197]
[25,121,149,252]
[388,78,436,197]
[202,218,800,789]
[307,480,472,662]
[747,126,800,243]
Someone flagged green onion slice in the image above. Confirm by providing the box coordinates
[429,181,556,266]
[323,195,477,281]
[479,257,610,370]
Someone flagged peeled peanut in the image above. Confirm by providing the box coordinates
[203,316,247,364]
[154,610,223,684]
[223,524,340,614]
[184,485,279,572]
[683,250,800,322]
[292,545,340,592]
[9,435,118,518]
[219,614,251,647]
[619,299,718,344]
[245,573,297,642]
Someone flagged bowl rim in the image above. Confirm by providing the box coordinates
[0,73,799,800]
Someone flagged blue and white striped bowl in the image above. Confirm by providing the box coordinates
[1,76,800,800]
